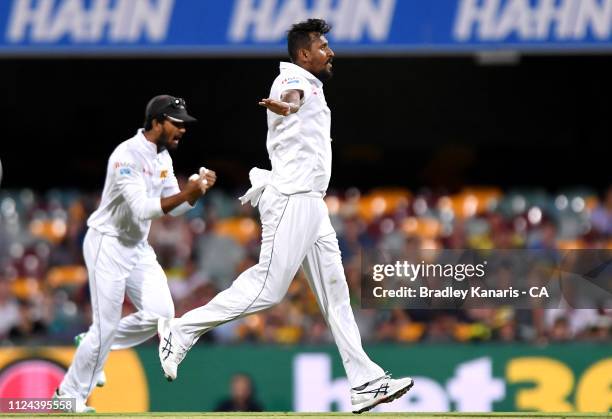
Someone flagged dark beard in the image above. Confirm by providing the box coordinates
[314,67,333,82]
[157,131,174,153]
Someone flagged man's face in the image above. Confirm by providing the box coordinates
[231,375,252,402]
[157,118,186,151]
[306,33,334,81]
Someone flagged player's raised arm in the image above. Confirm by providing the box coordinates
[259,88,303,116]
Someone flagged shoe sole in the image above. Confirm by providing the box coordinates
[352,378,414,414]
[157,319,174,382]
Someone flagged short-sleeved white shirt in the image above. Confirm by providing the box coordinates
[87,129,187,244]
[266,62,332,195]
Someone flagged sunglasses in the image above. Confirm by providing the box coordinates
[170,97,186,109]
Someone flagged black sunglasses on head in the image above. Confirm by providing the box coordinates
[170,97,186,109]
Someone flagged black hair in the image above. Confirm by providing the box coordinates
[287,18,331,62]
[143,115,164,130]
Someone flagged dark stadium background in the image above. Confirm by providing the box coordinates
[1,55,608,192]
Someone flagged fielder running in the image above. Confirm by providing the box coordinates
[55,95,216,412]
[157,20,413,414]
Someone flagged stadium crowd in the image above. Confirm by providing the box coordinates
[0,181,610,346]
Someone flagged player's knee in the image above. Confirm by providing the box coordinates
[92,325,118,349]
[87,333,101,352]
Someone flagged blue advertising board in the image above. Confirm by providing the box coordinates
[2,0,612,56]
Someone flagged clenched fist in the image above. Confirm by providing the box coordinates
[189,167,217,194]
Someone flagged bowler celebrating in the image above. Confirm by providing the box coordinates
[55,95,216,412]
[158,21,413,414]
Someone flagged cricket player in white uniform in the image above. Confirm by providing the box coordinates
[157,20,413,414]
[54,95,216,413]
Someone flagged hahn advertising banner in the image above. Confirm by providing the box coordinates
[0,344,609,413]
[3,0,612,55]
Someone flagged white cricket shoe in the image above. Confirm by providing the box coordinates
[351,374,414,414]
[74,332,106,387]
[53,388,95,413]
[157,318,189,381]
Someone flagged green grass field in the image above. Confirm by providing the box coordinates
[0,413,607,418]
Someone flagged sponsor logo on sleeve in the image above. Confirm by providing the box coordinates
[282,77,301,85]
[114,162,135,176]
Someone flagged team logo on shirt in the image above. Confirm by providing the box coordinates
[160,170,168,179]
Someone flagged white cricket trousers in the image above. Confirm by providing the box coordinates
[177,187,384,387]
[60,228,174,400]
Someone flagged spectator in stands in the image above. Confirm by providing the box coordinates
[338,216,374,262]
[591,186,612,238]
[0,279,20,341]
[2,186,611,345]
[8,299,47,343]
[549,317,572,341]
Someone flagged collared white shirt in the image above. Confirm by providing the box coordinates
[266,62,332,195]
[88,129,191,244]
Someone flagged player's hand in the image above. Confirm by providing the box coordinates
[259,98,291,116]
[187,173,207,198]
[188,167,216,195]
[200,167,217,190]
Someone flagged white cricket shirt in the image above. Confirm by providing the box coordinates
[88,129,192,244]
[266,62,332,195]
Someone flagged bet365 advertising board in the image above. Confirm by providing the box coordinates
[0,344,609,412]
